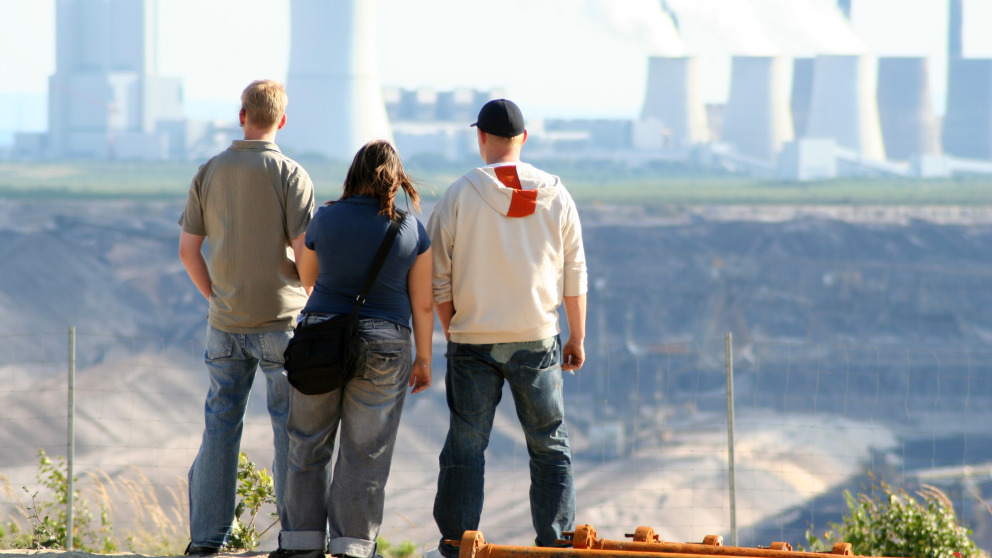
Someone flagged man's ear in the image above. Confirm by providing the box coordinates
[277,113,287,130]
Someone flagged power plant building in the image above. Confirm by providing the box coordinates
[45,0,183,159]
[10,0,992,180]
[383,87,505,162]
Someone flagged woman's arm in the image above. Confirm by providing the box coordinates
[295,236,318,296]
[407,248,434,394]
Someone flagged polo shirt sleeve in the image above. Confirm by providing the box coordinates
[285,167,315,240]
[178,167,207,236]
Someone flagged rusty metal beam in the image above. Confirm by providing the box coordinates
[563,526,857,558]
[451,527,893,558]
[456,531,762,558]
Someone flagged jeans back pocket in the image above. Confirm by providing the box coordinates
[359,340,411,386]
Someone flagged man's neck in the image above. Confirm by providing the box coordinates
[483,151,521,165]
[242,128,277,142]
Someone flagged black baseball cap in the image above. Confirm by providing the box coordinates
[471,99,525,137]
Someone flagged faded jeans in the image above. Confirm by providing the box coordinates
[188,325,292,548]
[278,315,413,558]
[433,336,575,558]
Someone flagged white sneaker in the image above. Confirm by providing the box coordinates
[423,548,444,558]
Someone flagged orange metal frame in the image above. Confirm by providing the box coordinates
[448,525,892,558]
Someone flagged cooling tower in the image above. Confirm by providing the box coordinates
[791,58,814,138]
[722,56,794,162]
[281,0,392,160]
[876,57,940,161]
[641,56,709,146]
[805,55,886,161]
[942,58,992,159]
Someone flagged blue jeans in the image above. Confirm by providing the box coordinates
[187,325,292,548]
[278,316,412,558]
[433,336,575,557]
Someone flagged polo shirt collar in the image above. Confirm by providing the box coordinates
[230,140,281,152]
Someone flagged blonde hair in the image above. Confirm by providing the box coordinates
[241,79,287,129]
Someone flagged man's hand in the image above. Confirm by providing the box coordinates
[562,337,585,372]
[562,294,586,372]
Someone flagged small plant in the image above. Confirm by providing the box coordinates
[803,478,979,558]
[224,452,278,551]
[0,449,115,551]
[2,452,188,554]
[377,537,418,558]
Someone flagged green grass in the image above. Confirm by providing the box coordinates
[560,176,992,205]
[2,160,992,206]
[0,160,350,201]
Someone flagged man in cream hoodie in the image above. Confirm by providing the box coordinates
[426,99,588,557]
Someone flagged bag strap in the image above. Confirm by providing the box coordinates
[347,211,404,318]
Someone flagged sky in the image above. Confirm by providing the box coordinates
[1,0,991,142]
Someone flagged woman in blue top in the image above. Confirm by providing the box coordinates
[272,140,433,558]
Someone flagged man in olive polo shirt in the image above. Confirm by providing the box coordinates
[178,79,315,555]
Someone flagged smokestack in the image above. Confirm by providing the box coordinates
[722,56,794,162]
[949,0,963,60]
[805,54,886,161]
[791,58,815,138]
[640,56,709,147]
[837,0,851,20]
[876,57,940,161]
[281,0,392,160]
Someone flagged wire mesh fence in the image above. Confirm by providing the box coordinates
[2,329,992,554]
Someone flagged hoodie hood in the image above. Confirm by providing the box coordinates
[465,163,561,218]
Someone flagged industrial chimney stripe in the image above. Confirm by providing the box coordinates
[495,166,537,218]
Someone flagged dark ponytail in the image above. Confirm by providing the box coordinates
[337,140,420,219]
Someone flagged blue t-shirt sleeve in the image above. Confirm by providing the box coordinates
[416,217,431,255]
[305,206,328,250]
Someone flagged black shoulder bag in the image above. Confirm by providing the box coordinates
[284,214,403,395]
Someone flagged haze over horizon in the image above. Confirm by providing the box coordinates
[0,0,989,145]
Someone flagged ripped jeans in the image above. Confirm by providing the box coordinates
[278,314,413,558]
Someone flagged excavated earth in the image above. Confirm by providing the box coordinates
[3,200,992,556]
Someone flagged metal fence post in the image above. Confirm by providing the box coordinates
[67,326,75,551]
[725,332,737,546]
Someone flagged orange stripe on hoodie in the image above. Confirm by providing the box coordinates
[494,165,537,218]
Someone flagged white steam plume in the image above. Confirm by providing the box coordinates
[589,0,685,56]
[663,0,866,56]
